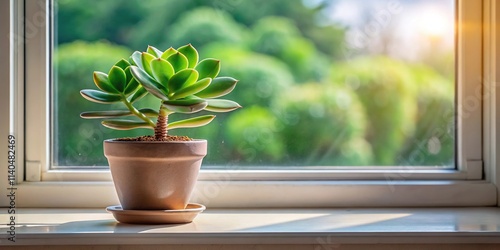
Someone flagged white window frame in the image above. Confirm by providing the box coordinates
[1,0,499,208]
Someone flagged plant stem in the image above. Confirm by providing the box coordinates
[155,108,170,140]
[121,96,156,128]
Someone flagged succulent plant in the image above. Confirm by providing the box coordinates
[80,44,241,140]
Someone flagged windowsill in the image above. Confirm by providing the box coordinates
[2,207,500,246]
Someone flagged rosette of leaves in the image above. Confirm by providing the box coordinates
[80,44,241,140]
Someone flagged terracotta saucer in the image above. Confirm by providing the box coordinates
[106,203,206,224]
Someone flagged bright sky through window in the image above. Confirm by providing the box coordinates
[323,0,454,61]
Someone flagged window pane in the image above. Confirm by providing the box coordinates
[52,0,455,169]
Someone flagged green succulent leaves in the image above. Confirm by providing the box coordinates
[205,99,242,112]
[130,51,143,68]
[162,98,207,113]
[89,59,138,98]
[123,74,140,96]
[81,108,159,119]
[196,77,238,98]
[168,115,215,130]
[130,65,168,100]
[166,52,189,72]
[151,58,174,84]
[177,44,199,68]
[102,120,152,130]
[141,52,156,75]
[108,66,127,92]
[80,44,241,133]
[80,89,122,104]
[93,72,118,94]
[196,58,221,79]
[171,77,211,100]
[130,45,234,102]
[161,47,177,60]
[115,58,131,70]
[129,86,148,103]
[147,45,163,58]
[167,69,199,96]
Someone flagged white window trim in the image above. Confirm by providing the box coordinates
[484,0,500,205]
[1,0,499,208]
[0,0,25,206]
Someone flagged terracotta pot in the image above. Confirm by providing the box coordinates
[104,139,206,210]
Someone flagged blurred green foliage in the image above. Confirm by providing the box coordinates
[225,106,286,164]
[250,16,328,82]
[330,57,418,165]
[273,83,372,165]
[397,65,454,166]
[165,7,248,49]
[202,44,294,107]
[55,41,153,166]
[55,0,455,168]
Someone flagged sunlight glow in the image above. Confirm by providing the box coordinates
[417,8,451,38]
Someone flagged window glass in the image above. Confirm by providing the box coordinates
[53,0,455,169]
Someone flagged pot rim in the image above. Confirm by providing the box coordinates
[104,139,207,144]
